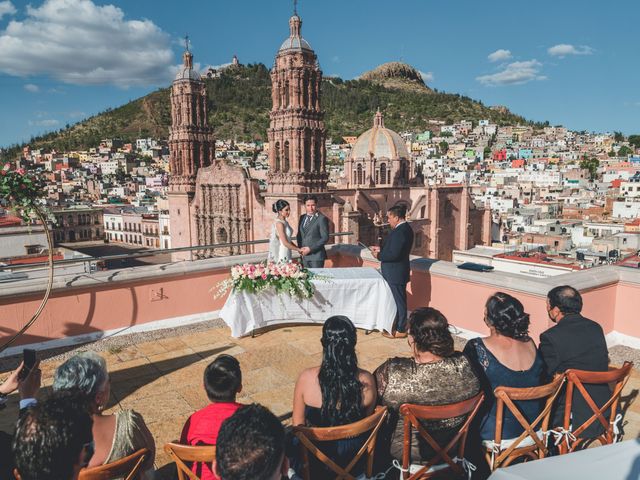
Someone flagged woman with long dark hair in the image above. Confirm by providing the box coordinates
[292,316,376,476]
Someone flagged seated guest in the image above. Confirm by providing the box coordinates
[215,403,287,480]
[1,361,42,479]
[375,307,480,464]
[180,355,243,480]
[291,316,376,477]
[463,292,543,441]
[540,285,610,438]
[13,390,94,480]
[53,352,155,475]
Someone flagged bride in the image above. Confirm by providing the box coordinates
[268,199,302,263]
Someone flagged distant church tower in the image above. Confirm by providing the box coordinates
[267,10,328,194]
[168,40,215,255]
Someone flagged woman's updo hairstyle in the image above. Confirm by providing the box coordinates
[408,307,454,357]
[485,292,530,341]
[272,199,290,214]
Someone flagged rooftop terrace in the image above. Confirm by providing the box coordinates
[1,244,640,475]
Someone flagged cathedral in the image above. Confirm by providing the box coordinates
[168,11,491,261]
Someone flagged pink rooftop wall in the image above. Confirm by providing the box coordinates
[1,250,638,350]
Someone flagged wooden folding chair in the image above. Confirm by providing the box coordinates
[560,361,633,454]
[483,375,565,471]
[78,448,149,480]
[292,405,388,480]
[399,392,484,480]
[164,443,217,480]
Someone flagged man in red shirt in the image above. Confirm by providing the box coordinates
[180,355,243,480]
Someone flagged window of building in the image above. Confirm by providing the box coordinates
[284,141,290,172]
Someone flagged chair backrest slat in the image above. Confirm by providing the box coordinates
[399,392,485,480]
[562,361,633,452]
[292,406,388,480]
[487,375,565,471]
[78,448,149,480]
[164,443,217,480]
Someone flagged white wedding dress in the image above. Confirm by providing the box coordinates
[268,218,294,263]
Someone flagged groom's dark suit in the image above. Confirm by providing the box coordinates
[297,212,329,268]
[379,221,414,333]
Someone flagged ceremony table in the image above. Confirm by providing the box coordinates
[219,267,397,337]
[487,439,640,479]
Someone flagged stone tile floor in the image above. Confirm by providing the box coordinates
[1,323,639,474]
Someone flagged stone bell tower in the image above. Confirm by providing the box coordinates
[266,9,328,194]
[168,38,215,255]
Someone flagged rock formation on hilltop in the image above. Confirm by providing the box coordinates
[360,62,433,93]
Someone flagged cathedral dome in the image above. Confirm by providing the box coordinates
[278,14,313,52]
[175,67,201,81]
[175,49,201,81]
[350,111,410,160]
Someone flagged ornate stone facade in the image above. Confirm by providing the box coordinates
[266,13,328,194]
[191,162,258,257]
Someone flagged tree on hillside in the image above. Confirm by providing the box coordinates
[614,131,625,142]
[580,157,599,181]
[617,145,633,157]
[629,135,640,149]
[439,141,449,154]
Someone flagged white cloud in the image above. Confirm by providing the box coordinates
[477,60,546,86]
[547,44,594,58]
[488,49,512,63]
[0,1,16,20]
[67,110,86,118]
[29,118,59,127]
[23,83,39,93]
[0,0,175,87]
[331,55,340,63]
[418,70,434,83]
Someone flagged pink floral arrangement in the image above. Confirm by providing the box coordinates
[215,260,317,299]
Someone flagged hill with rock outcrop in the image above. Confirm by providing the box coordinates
[1,62,544,157]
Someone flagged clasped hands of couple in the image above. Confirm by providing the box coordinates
[297,246,312,256]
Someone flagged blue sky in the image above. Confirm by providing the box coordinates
[0,0,638,147]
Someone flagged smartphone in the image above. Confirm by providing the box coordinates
[18,349,37,380]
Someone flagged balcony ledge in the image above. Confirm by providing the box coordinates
[1,244,639,301]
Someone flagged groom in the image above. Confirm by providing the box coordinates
[297,195,329,268]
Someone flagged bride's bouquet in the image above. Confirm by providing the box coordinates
[214,260,320,300]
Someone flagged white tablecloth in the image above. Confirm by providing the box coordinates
[487,439,640,479]
[219,267,397,337]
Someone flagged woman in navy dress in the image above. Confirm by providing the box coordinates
[463,292,544,442]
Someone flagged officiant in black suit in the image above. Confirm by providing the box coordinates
[371,205,414,339]
[297,195,329,268]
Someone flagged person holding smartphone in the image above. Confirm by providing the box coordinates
[1,358,42,480]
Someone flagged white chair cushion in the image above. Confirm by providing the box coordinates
[482,429,545,450]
